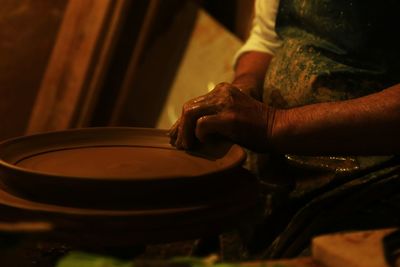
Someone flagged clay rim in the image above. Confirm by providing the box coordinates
[0,127,247,181]
[0,183,208,216]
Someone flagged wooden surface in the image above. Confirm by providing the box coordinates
[312,229,397,267]
[27,0,129,134]
[0,0,66,140]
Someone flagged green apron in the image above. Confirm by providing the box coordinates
[252,0,400,195]
[233,0,400,258]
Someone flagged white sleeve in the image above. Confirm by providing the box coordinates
[233,0,282,65]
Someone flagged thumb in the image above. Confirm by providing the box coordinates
[195,114,232,143]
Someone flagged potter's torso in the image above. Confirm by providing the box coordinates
[262,0,400,173]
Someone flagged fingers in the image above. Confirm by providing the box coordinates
[168,94,210,148]
[169,83,240,150]
[175,102,216,149]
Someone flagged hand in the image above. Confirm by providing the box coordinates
[169,82,275,152]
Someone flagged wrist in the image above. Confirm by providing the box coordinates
[267,108,291,152]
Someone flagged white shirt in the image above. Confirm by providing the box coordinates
[234,0,282,65]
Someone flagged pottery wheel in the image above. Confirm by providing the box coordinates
[0,128,258,244]
[0,127,250,209]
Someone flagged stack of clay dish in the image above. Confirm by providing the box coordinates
[0,128,259,245]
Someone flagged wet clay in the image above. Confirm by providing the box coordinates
[16,146,232,179]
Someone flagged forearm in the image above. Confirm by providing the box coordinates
[232,51,272,100]
[272,83,400,155]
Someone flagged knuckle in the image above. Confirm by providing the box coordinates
[215,82,233,94]
[212,84,237,106]
[225,112,237,124]
[185,105,198,116]
[182,102,190,112]
[216,82,230,88]
[182,103,197,116]
[224,91,236,107]
[226,112,239,130]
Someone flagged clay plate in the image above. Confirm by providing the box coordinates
[0,173,258,245]
[0,127,247,209]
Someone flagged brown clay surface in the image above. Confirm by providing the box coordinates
[0,128,249,213]
[1,128,245,180]
[16,146,229,179]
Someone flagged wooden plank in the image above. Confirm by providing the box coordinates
[312,229,396,267]
[27,0,130,134]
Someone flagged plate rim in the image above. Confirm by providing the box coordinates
[0,127,247,181]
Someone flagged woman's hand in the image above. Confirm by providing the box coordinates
[169,82,275,152]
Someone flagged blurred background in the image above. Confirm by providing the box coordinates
[0,0,255,141]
